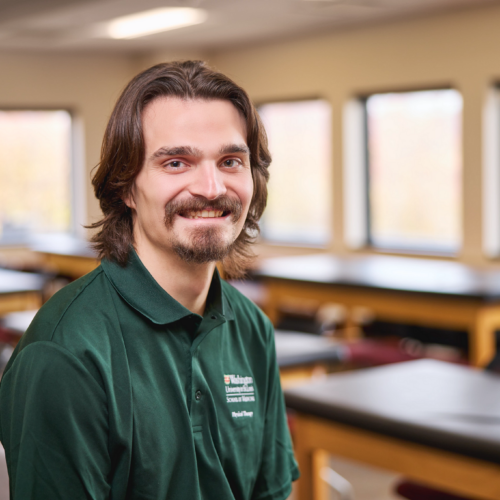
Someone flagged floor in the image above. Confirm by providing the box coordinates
[288,454,404,500]
[328,455,403,500]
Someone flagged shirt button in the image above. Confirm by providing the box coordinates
[195,390,202,401]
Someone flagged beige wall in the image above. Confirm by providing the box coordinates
[210,4,500,267]
[135,49,208,73]
[0,51,137,231]
[3,4,500,267]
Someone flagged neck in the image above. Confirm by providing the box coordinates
[134,241,216,317]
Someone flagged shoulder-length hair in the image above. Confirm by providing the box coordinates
[88,60,270,278]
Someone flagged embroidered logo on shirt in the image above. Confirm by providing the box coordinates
[224,374,255,405]
[232,411,253,418]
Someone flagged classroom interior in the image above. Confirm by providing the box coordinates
[2,0,500,499]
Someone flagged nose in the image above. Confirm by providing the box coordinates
[188,162,227,200]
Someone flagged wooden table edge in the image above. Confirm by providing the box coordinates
[292,411,500,500]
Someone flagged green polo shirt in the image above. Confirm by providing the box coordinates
[0,250,299,500]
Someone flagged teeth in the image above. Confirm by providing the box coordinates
[185,210,223,219]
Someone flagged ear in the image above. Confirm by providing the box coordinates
[122,188,136,210]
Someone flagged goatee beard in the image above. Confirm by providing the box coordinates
[164,196,243,264]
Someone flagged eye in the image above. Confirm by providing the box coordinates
[222,159,241,168]
[166,160,187,169]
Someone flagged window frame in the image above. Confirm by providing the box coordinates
[344,86,463,256]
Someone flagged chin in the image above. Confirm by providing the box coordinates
[171,227,235,264]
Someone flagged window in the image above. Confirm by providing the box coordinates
[0,110,73,244]
[258,99,332,246]
[365,89,463,254]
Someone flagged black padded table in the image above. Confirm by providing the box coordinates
[256,254,500,367]
[274,330,345,368]
[285,359,500,500]
[274,330,345,387]
[0,269,45,315]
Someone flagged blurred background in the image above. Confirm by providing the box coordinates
[2,1,500,500]
[0,0,498,265]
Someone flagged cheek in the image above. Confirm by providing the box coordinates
[136,183,177,216]
[242,173,255,209]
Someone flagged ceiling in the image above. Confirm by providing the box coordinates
[0,0,497,54]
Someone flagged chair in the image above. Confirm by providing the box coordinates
[274,301,455,368]
[395,481,474,500]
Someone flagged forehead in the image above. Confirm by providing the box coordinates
[142,97,248,152]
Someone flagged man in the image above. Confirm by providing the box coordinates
[0,61,299,499]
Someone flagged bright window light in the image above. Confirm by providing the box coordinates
[0,110,73,244]
[107,8,207,39]
[365,89,463,254]
[259,100,333,246]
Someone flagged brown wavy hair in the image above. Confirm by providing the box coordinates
[88,60,270,278]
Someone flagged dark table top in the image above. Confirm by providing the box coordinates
[274,330,345,368]
[285,359,500,463]
[30,234,97,259]
[256,254,500,300]
[0,269,46,295]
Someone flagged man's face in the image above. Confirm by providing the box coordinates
[125,97,253,264]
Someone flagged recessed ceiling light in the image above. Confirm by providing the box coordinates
[106,8,207,39]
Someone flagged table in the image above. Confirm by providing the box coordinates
[0,309,38,334]
[256,254,500,367]
[0,269,45,315]
[274,330,345,387]
[31,235,99,279]
[285,359,500,500]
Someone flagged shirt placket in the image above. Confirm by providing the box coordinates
[190,312,225,430]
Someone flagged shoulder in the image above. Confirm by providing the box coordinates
[22,265,110,344]
[4,265,122,384]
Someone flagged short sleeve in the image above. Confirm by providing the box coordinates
[251,327,300,500]
[0,341,111,500]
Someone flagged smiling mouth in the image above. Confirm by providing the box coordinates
[180,209,230,219]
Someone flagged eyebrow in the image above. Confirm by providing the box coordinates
[219,144,250,156]
[149,144,250,163]
[149,146,202,162]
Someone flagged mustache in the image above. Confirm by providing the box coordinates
[164,196,243,226]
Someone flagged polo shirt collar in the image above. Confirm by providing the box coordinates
[101,249,233,325]
[205,267,234,322]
